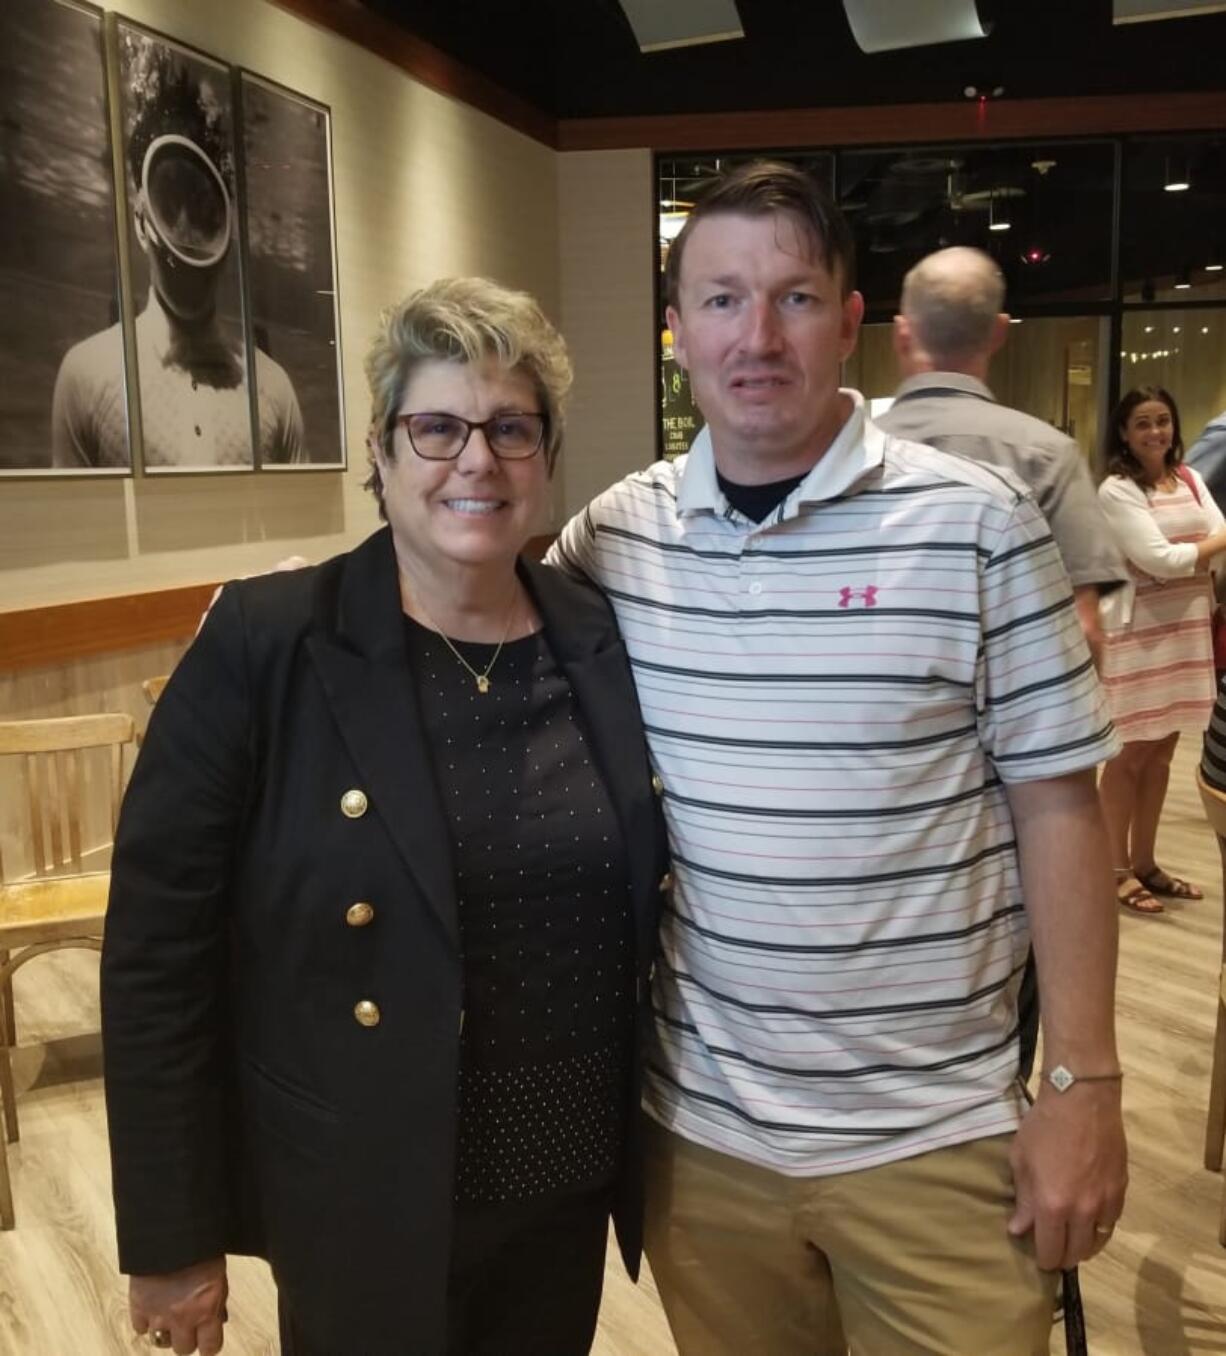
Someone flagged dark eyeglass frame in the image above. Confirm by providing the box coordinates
[393,410,547,461]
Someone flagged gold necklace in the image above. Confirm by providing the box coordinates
[416,586,520,694]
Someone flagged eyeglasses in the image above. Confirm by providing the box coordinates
[394,411,546,461]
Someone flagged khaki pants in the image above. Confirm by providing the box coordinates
[643,1119,1057,1356]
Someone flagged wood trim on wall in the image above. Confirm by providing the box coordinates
[2,536,557,673]
[271,0,557,147]
[557,91,1226,152]
[0,584,219,674]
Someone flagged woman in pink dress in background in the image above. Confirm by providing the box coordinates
[1098,386,1226,913]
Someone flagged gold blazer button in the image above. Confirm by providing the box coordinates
[346,902,375,927]
[658,871,674,893]
[353,1000,381,1027]
[651,773,664,796]
[340,789,368,818]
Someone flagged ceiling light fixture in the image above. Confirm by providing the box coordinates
[988,191,1011,232]
[1174,267,1192,290]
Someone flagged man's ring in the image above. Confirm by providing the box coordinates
[1094,1222,1114,1236]
[151,1332,172,1349]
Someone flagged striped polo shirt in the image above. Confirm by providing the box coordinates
[551,392,1118,1177]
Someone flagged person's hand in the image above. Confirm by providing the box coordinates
[196,556,311,636]
[1007,1082,1127,1270]
[130,1257,228,1355]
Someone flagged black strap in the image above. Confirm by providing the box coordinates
[1061,1267,1089,1355]
[1018,1076,1091,1355]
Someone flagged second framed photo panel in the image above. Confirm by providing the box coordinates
[240,74,345,468]
[113,17,261,472]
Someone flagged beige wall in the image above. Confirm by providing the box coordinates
[557,149,657,518]
[1,0,559,614]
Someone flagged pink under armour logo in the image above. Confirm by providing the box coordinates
[837,585,879,608]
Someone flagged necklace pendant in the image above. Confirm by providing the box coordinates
[476,675,490,694]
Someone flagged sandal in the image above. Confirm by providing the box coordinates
[1116,875,1164,914]
[1134,868,1202,901]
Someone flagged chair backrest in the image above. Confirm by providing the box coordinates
[0,714,136,880]
[1196,769,1226,975]
[141,675,169,706]
[1198,767,1226,840]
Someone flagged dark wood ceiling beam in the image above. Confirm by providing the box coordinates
[272,0,558,146]
[557,91,1226,152]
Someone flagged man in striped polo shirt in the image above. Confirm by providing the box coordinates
[552,162,1127,1354]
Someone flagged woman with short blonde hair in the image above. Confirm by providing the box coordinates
[104,276,665,1356]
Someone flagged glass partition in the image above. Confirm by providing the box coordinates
[838,142,1114,316]
[1120,308,1226,449]
[1121,138,1226,305]
[654,135,1226,465]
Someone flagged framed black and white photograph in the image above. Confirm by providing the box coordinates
[0,0,128,477]
[114,18,267,473]
[240,73,345,469]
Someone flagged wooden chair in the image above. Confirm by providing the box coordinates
[141,675,169,706]
[1195,767,1226,1247]
[0,713,136,1229]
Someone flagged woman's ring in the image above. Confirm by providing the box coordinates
[1094,1222,1114,1236]
[151,1331,172,1349]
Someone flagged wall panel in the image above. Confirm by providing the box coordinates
[557,149,656,518]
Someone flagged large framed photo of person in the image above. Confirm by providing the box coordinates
[239,73,346,469]
[0,0,129,477]
[113,18,271,473]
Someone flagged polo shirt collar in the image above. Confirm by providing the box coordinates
[892,371,995,403]
[676,389,884,520]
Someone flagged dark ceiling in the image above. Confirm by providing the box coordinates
[360,0,1226,121]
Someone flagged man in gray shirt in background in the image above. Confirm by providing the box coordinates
[878,245,1127,1082]
[877,246,1127,669]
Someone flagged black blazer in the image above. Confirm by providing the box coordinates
[101,528,668,1355]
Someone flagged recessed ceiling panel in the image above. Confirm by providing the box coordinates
[1114,0,1226,22]
[842,0,989,53]
[618,0,743,52]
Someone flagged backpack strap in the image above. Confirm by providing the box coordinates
[1175,463,1202,505]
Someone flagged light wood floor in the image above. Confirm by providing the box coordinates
[0,740,1224,1354]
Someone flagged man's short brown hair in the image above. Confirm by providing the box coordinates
[664,160,856,311]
